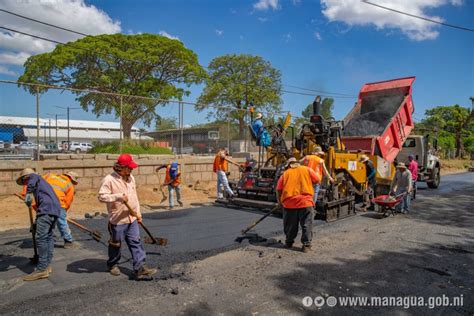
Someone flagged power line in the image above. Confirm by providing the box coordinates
[362,0,474,32]
[283,84,356,97]
[282,89,355,99]
[0,8,87,37]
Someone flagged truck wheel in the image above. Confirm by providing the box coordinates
[427,167,440,188]
[75,148,81,154]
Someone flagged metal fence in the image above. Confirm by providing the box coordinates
[0,80,293,160]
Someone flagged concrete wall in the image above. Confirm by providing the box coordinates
[0,154,243,196]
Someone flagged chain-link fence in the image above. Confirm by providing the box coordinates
[0,80,294,160]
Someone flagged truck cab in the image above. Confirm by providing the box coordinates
[397,135,441,188]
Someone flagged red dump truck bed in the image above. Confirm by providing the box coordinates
[342,77,415,162]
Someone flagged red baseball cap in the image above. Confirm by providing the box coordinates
[117,153,138,169]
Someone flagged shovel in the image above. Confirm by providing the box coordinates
[240,205,281,235]
[14,193,38,263]
[67,218,102,242]
[123,201,168,246]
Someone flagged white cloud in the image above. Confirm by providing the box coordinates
[284,32,292,43]
[158,30,180,40]
[0,65,18,76]
[321,0,463,41]
[258,17,268,22]
[215,29,224,36]
[292,0,301,5]
[0,0,121,75]
[314,32,322,40]
[254,0,280,11]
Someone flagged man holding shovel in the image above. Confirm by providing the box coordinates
[43,171,79,249]
[156,162,183,210]
[16,168,61,281]
[98,154,157,280]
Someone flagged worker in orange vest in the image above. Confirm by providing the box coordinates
[43,171,80,249]
[21,171,80,249]
[156,162,183,210]
[300,146,334,204]
[276,157,321,253]
[213,148,234,199]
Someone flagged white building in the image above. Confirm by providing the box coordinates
[0,116,150,144]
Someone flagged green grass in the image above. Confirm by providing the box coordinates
[90,142,173,155]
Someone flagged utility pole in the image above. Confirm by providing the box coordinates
[55,106,80,151]
[46,113,65,146]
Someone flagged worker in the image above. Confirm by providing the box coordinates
[276,157,320,253]
[16,168,61,281]
[43,171,80,249]
[390,162,413,214]
[407,154,418,200]
[156,162,183,210]
[359,155,376,211]
[300,146,334,204]
[213,148,234,199]
[251,113,264,145]
[98,154,157,280]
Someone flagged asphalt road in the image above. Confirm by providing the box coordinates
[0,172,472,315]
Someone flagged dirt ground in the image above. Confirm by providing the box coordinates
[1,181,216,232]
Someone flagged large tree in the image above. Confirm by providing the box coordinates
[421,104,473,157]
[196,54,282,138]
[19,34,207,138]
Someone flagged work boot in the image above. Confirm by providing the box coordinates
[23,269,49,281]
[47,266,52,273]
[284,242,293,249]
[135,265,157,280]
[178,201,183,207]
[302,245,312,253]
[64,241,79,249]
[108,265,121,276]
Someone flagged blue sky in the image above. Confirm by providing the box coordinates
[0,0,472,127]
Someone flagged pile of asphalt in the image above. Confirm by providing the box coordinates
[344,94,405,137]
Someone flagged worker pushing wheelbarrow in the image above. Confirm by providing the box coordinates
[372,193,408,217]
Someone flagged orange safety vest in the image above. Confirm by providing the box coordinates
[280,166,315,202]
[43,173,75,210]
[165,165,181,187]
[305,155,324,180]
[213,153,228,172]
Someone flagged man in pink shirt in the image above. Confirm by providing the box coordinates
[98,154,157,280]
[408,154,418,200]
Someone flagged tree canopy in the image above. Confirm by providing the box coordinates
[19,33,207,138]
[415,104,473,157]
[196,54,282,137]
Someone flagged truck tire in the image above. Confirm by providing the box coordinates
[75,148,81,154]
[427,167,440,188]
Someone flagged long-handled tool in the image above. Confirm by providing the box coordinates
[67,218,102,242]
[14,193,38,263]
[240,205,281,235]
[123,201,168,246]
[225,157,244,172]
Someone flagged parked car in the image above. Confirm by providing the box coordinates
[69,142,93,153]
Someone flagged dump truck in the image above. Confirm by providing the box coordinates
[223,77,417,221]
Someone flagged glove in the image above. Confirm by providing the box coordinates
[24,194,32,207]
[226,172,231,176]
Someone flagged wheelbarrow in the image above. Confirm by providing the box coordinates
[372,193,406,217]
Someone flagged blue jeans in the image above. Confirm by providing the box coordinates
[57,208,73,242]
[395,188,410,213]
[217,171,233,198]
[168,185,182,208]
[35,214,58,271]
[313,184,320,204]
[107,221,146,272]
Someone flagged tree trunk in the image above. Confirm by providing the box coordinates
[122,118,133,140]
[455,130,463,158]
[238,116,245,139]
